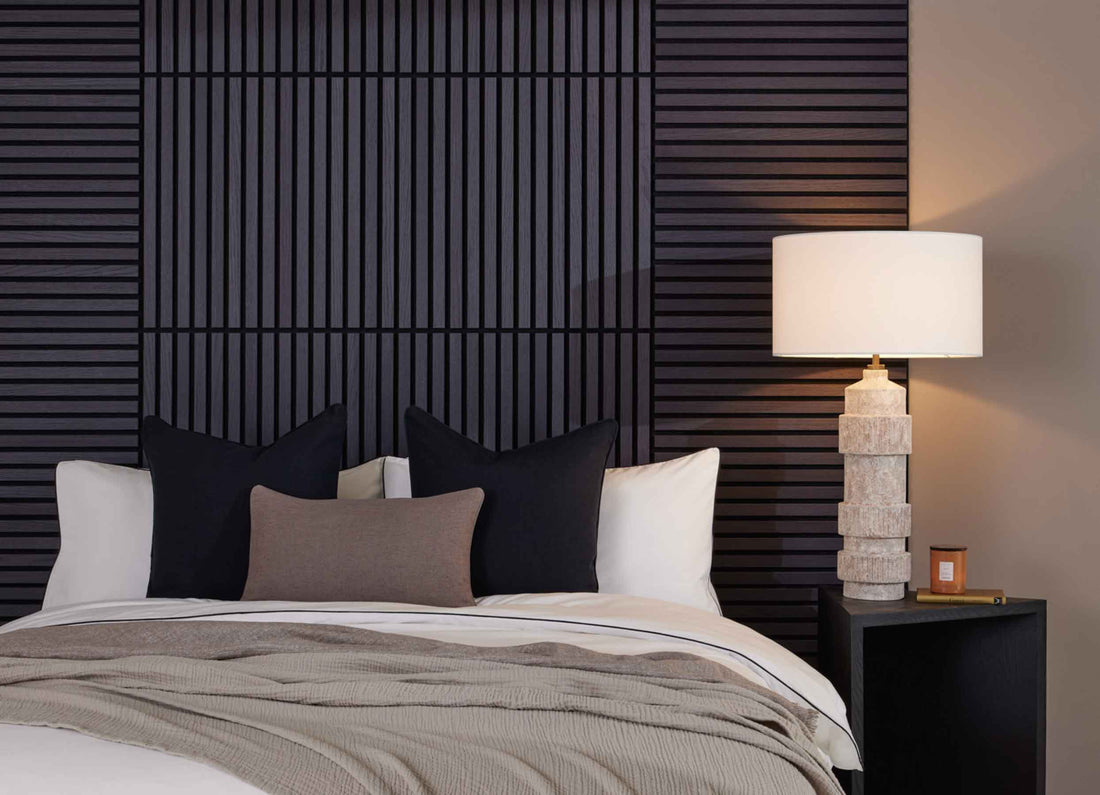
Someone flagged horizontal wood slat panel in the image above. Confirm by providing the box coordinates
[654,0,907,657]
[0,1,142,622]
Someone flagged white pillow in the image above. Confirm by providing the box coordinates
[387,449,723,614]
[45,461,155,610]
[382,456,411,498]
[596,449,722,614]
[43,457,398,609]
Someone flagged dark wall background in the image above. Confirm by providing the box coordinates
[0,0,907,659]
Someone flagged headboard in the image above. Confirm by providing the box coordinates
[0,0,908,659]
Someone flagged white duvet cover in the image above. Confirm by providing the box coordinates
[0,592,860,793]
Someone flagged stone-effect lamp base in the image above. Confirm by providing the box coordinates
[836,367,911,600]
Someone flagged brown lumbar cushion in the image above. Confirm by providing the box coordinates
[242,485,484,606]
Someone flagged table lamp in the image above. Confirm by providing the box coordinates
[771,231,982,600]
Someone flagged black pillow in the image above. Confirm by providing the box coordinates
[143,405,347,600]
[404,406,618,597]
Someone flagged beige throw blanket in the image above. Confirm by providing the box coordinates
[0,620,843,795]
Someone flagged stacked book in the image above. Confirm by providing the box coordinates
[915,588,1006,605]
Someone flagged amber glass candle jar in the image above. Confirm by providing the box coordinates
[930,545,967,594]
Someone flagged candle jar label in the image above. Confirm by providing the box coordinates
[930,547,967,594]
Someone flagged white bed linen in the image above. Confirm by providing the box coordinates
[0,592,860,792]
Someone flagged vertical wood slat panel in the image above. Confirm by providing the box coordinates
[653,0,908,658]
[0,2,142,619]
[140,0,650,467]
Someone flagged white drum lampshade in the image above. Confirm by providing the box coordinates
[772,231,983,359]
[770,231,983,601]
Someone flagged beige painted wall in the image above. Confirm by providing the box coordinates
[909,1,1100,791]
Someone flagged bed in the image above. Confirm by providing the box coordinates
[0,592,855,794]
[0,406,860,793]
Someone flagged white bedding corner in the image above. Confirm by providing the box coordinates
[0,592,860,792]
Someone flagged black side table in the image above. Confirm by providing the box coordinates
[818,589,1046,795]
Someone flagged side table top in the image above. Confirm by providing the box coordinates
[821,588,1045,627]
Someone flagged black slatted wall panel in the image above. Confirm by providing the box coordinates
[141,0,652,469]
[653,0,908,658]
[1,1,909,652]
[0,1,142,620]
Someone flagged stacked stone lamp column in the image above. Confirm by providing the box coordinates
[835,367,912,600]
